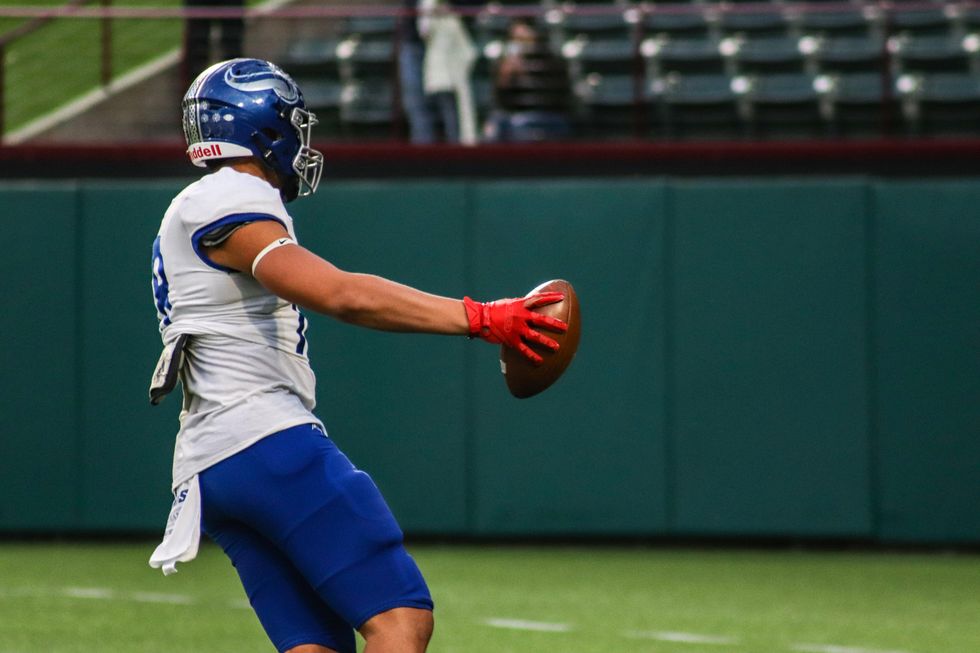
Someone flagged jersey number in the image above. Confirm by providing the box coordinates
[152,236,173,328]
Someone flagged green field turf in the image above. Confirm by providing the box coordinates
[0,0,266,135]
[0,0,185,134]
[0,541,977,653]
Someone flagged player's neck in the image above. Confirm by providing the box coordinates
[228,159,280,190]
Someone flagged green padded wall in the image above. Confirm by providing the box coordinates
[291,182,471,533]
[0,185,81,530]
[0,177,976,544]
[468,180,669,534]
[871,181,980,543]
[668,180,873,537]
[76,184,185,529]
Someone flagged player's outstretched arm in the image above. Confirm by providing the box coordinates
[205,220,567,359]
[206,220,469,334]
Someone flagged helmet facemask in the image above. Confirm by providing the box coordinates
[289,107,323,200]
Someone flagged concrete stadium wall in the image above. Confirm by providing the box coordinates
[0,178,977,543]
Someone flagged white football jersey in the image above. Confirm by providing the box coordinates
[152,167,323,488]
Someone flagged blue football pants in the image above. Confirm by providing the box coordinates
[199,423,433,653]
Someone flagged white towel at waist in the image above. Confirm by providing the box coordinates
[148,475,201,576]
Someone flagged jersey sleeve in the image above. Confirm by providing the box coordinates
[179,170,292,273]
[199,221,251,248]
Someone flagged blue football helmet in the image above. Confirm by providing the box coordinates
[182,58,323,202]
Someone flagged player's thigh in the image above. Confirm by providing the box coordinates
[201,491,356,653]
[202,425,433,630]
[260,430,434,628]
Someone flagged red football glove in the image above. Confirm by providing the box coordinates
[463,293,568,365]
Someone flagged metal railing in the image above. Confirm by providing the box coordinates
[0,0,101,136]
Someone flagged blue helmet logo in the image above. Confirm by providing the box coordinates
[223,64,299,103]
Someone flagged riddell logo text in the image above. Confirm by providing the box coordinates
[190,144,222,159]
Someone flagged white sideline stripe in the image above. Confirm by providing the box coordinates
[626,630,739,645]
[3,0,295,145]
[483,618,572,633]
[792,644,913,653]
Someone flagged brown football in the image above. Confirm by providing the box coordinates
[500,279,581,398]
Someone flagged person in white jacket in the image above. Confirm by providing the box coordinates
[417,0,478,144]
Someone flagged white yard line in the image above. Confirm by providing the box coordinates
[128,590,195,605]
[483,617,573,633]
[0,586,923,653]
[0,585,198,606]
[625,630,740,645]
[792,644,914,653]
[63,586,195,605]
[62,586,116,600]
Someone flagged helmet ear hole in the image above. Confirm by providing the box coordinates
[261,128,281,142]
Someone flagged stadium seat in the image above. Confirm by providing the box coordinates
[649,72,746,139]
[725,35,813,75]
[888,33,979,75]
[960,5,980,34]
[301,79,345,111]
[811,34,887,75]
[559,6,635,41]
[895,71,980,135]
[563,35,638,78]
[281,38,343,78]
[642,5,716,41]
[888,4,955,37]
[343,15,399,42]
[642,36,727,77]
[573,73,643,138]
[484,110,573,142]
[339,81,397,139]
[788,4,879,39]
[337,37,396,83]
[717,5,792,39]
[475,6,514,43]
[298,79,344,137]
[815,72,897,137]
[739,72,826,139]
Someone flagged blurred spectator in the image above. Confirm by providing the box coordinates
[484,20,573,143]
[183,0,245,88]
[418,0,478,145]
[398,0,438,143]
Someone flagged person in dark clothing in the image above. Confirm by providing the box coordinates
[398,0,438,143]
[484,20,573,142]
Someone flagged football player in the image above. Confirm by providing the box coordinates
[149,58,567,653]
